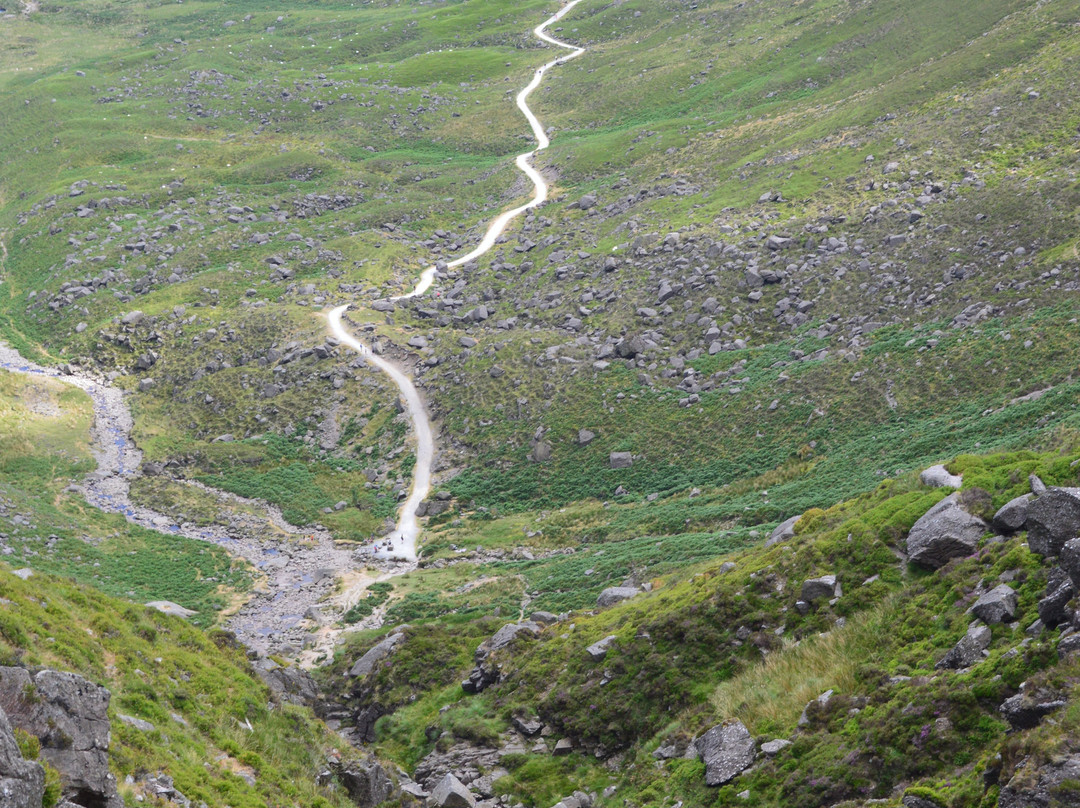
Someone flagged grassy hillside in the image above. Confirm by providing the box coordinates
[0,370,249,623]
[3,0,1080,805]
[0,561,370,808]
[322,439,1080,807]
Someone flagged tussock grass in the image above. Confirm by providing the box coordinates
[710,596,899,736]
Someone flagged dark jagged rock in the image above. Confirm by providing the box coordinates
[906,494,988,569]
[254,658,319,705]
[1037,569,1075,628]
[999,687,1067,730]
[0,667,123,808]
[329,754,396,807]
[999,753,1080,807]
[993,494,1033,534]
[1027,487,1080,557]
[935,623,991,670]
[1059,537,1080,590]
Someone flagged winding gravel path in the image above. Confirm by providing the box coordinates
[0,1,588,656]
[329,0,587,559]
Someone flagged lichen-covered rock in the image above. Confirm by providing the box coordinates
[0,667,123,808]
[971,584,1018,624]
[693,720,756,787]
[0,705,44,808]
[1026,487,1080,557]
[906,494,988,569]
[999,752,1080,807]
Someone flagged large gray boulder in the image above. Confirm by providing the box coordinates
[765,515,801,547]
[428,772,476,807]
[586,635,617,661]
[906,494,988,569]
[0,705,44,808]
[920,464,962,489]
[349,631,405,678]
[0,668,123,808]
[476,621,540,662]
[971,584,1018,624]
[596,587,640,609]
[993,494,1033,534]
[1027,487,1080,557]
[936,623,992,670]
[693,720,756,787]
[608,452,633,469]
[800,575,838,603]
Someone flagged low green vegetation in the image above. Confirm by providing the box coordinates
[0,564,359,808]
[0,372,249,624]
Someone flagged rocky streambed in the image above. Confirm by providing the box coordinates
[0,343,409,659]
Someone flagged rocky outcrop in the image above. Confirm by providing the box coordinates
[999,752,1080,808]
[254,658,319,706]
[0,667,123,808]
[328,754,396,808]
[463,621,541,694]
[999,685,1067,730]
[0,704,45,808]
[348,631,405,678]
[693,720,756,787]
[906,494,988,568]
[1026,487,1080,557]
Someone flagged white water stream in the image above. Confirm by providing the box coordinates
[329,0,587,560]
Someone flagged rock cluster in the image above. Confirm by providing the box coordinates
[0,667,123,808]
